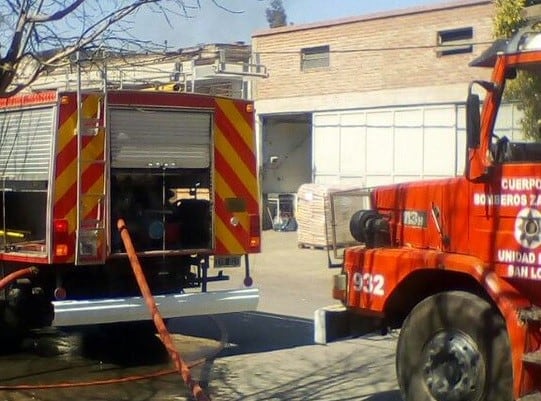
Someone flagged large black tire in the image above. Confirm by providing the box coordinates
[396,291,513,401]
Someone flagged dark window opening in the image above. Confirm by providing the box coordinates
[301,45,330,70]
[437,27,473,56]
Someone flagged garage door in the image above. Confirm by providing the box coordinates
[312,103,522,188]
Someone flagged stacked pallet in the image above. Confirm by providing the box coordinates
[296,183,369,249]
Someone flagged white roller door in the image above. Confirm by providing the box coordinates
[110,108,211,169]
[0,106,55,181]
[313,105,470,187]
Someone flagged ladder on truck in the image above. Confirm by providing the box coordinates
[74,51,108,265]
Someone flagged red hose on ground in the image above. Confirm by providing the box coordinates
[117,218,211,401]
[0,266,38,290]
[0,351,214,390]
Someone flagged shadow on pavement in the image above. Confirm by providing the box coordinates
[77,322,169,366]
[168,311,314,356]
[363,390,403,401]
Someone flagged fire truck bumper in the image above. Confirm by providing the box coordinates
[51,288,259,327]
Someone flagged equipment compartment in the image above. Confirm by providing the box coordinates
[110,168,211,253]
[0,181,47,253]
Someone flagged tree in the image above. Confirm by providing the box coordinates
[494,0,541,139]
[266,0,287,28]
[0,0,229,98]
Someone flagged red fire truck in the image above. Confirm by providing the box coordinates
[328,21,541,401]
[0,89,261,337]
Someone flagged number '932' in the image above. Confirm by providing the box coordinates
[352,272,385,296]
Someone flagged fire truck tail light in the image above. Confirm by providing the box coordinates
[250,237,260,248]
[55,244,69,257]
[54,219,68,233]
[53,220,69,259]
[249,214,261,251]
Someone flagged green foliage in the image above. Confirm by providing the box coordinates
[493,0,526,38]
[265,0,287,28]
[506,73,541,140]
[494,0,541,140]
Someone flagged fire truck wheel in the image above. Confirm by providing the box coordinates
[396,291,512,401]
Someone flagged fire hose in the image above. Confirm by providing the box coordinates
[117,218,211,401]
[0,221,220,398]
[0,266,38,291]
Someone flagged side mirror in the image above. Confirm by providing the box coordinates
[466,93,480,149]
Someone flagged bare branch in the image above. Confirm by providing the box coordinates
[27,0,86,23]
[0,0,246,97]
[210,0,244,14]
[5,1,19,15]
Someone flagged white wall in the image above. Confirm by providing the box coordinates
[260,117,312,194]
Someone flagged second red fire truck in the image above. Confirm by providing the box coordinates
[0,88,261,338]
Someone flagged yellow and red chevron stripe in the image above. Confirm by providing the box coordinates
[214,98,260,255]
[53,93,105,262]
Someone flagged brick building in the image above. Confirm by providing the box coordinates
[251,0,520,203]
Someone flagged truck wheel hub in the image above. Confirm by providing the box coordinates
[421,331,485,401]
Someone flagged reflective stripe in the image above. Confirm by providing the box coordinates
[53,94,104,262]
[214,98,259,254]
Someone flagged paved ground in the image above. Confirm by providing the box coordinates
[173,230,401,400]
[0,230,401,401]
[212,229,343,319]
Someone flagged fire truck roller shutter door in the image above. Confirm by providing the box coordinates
[109,108,211,169]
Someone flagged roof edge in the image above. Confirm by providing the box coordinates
[252,0,492,38]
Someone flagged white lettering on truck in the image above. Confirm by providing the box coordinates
[473,177,541,207]
[473,193,527,207]
[502,177,541,191]
[352,272,385,296]
[507,264,541,280]
[497,249,536,264]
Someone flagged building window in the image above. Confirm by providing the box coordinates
[436,27,473,56]
[301,45,330,70]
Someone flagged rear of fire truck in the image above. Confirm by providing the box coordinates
[324,20,541,401]
[0,89,260,338]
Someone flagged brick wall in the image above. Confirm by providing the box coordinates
[252,1,494,101]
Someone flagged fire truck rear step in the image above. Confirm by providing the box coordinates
[52,288,259,326]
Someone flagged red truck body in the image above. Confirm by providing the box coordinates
[0,89,261,333]
[333,23,541,401]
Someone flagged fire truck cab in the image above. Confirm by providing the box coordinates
[329,21,541,401]
[0,89,261,338]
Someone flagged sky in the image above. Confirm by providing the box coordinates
[131,0,447,50]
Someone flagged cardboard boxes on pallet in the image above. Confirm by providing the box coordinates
[296,183,370,248]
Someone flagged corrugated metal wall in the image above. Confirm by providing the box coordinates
[312,103,523,188]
